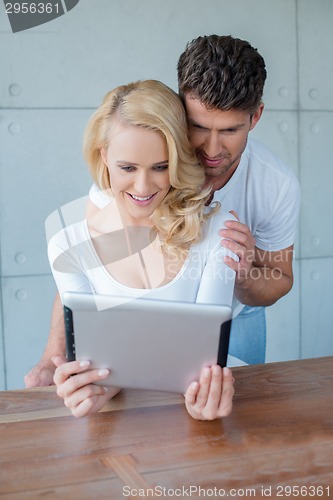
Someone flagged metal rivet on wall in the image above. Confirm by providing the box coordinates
[308,88,318,100]
[15,253,27,264]
[278,87,289,98]
[311,271,320,281]
[310,123,320,134]
[8,123,20,134]
[15,289,28,301]
[9,84,21,96]
[279,122,289,133]
[311,235,320,246]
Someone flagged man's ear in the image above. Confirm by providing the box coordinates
[250,103,264,131]
[100,147,107,165]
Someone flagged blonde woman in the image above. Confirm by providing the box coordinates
[49,80,237,420]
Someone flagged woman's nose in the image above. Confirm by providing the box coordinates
[134,172,151,194]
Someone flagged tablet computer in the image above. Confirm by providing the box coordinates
[63,292,232,394]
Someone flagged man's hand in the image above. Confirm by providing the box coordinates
[219,210,256,287]
[220,211,294,306]
[24,359,56,388]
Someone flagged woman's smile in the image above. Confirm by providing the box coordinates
[126,192,158,205]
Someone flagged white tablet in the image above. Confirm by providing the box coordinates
[63,292,232,394]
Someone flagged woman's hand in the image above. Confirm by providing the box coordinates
[53,356,120,418]
[184,365,234,420]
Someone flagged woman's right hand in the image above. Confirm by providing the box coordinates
[184,365,234,420]
[52,356,120,418]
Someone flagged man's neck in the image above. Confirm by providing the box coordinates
[208,162,239,193]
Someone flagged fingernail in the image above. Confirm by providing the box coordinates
[223,367,230,376]
[79,360,90,368]
[98,369,109,377]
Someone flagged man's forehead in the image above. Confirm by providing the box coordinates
[184,95,249,128]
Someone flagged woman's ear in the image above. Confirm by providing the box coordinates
[100,147,107,165]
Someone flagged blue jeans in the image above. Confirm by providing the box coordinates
[228,306,266,365]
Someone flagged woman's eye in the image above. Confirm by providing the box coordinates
[121,166,135,172]
[154,165,168,171]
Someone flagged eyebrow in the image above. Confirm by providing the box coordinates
[116,160,169,166]
[188,118,246,131]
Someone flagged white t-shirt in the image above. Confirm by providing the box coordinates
[213,138,300,251]
[48,207,237,308]
[90,138,300,253]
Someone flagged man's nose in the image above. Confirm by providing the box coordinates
[202,133,221,158]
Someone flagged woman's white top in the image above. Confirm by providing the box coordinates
[48,207,236,308]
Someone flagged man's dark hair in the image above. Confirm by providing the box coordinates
[177,35,267,113]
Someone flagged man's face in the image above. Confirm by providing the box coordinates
[184,95,263,188]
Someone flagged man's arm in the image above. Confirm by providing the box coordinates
[233,245,293,306]
[220,213,294,306]
[24,292,65,387]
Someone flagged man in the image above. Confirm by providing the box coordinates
[25,35,300,387]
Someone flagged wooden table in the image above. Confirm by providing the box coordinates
[0,357,332,499]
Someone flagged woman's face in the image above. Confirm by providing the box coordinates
[101,119,171,226]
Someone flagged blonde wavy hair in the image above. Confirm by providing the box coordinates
[83,80,218,255]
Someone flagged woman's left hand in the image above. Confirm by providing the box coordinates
[52,356,120,418]
[184,365,234,420]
